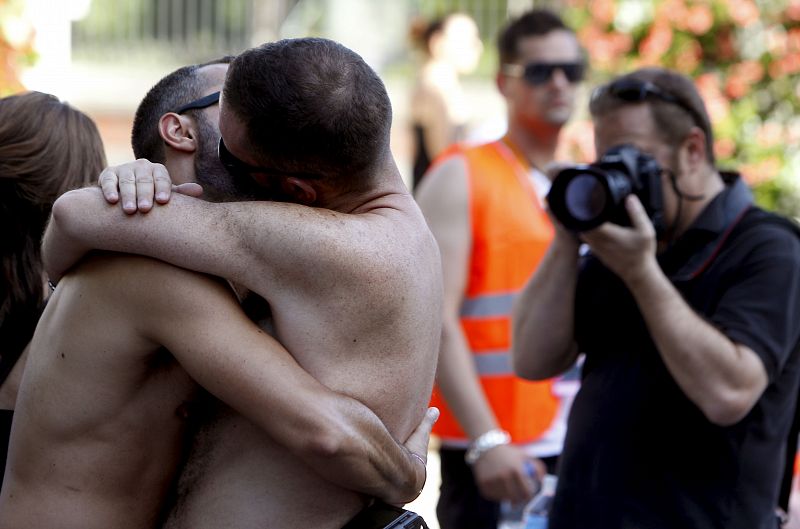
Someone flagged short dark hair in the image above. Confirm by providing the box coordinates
[589,68,715,165]
[497,9,573,65]
[222,38,392,191]
[131,56,233,162]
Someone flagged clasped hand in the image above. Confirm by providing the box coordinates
[98,159,203,212]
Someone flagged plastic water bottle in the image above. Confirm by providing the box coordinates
[497,474,558,529]
[497,499,526,529]
[520,474,558,529]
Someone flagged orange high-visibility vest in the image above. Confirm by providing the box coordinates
[430,139,559,444]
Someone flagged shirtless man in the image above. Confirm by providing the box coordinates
[0,53,437,529]
[38,38,443,528]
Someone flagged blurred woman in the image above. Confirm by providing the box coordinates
[409,12,483,189]
[0,91,106,483]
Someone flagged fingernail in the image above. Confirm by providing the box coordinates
[156,192,168,201]
[139,200,151,209]
[124,201,135,210]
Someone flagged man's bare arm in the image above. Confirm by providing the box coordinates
[44,185,370,298]
[114,256,433,504]
[416,157,538,503]
[511,222,581,381]
[582,196,769,426]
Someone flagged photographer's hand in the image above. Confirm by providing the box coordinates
[580,194,659,287]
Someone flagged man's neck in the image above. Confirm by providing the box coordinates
[319,162,409,215]
[504,124,561,176]
[663,169,726,245]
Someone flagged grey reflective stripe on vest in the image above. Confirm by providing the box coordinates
[473,350,513,377]
[459,292,516,318]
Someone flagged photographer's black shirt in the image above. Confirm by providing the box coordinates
[549,175,800,529]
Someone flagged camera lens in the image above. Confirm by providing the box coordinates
[565,174,607,222]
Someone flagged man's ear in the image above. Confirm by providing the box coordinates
[283,177,317,205]
[683,126,707,170]
[496,71,508,96]
[158,113,198,154]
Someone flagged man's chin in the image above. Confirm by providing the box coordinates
[544,108,573,126]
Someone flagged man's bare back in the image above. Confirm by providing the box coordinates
[165,194,442,528]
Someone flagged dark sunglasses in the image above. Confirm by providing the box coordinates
[502,62,585,85]
[594,79,705,129]
[217,137,324,181]
[173,91,220,114]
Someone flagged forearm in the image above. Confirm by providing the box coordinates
[436,317,500,438]
[304,399,428,505]
[511,237,580,380]
[627,262,767,425]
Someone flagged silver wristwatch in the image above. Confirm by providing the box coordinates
[464,428,511,465]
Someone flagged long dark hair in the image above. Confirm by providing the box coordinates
[0,91,106,354]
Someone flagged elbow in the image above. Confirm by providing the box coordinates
[511,346,557,381]
[701,390,759,427]
[50,188,94,238]
[298,420,355,461]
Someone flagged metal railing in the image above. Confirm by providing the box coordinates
[71,0,299,63]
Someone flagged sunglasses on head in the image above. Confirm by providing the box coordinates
[502,62,585,85]
[594,79,705,129]
[173,91,220,114]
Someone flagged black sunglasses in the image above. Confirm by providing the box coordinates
[218,136,323,181]
[502,62,585,85]
[173,91,220,114]
[594,79,706,129]
[217,136,275,177]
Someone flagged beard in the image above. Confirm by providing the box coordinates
[193,113,261,202]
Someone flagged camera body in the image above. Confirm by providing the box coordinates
[546,144,665,233]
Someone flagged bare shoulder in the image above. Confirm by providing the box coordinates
[414,154,468,213]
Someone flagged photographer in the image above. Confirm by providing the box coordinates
[512,67,800,528]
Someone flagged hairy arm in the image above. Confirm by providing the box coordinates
[511,224,581,380]
[624,259,767,425]
[43,187,358,299]
[583,197,793,426]
[124,257,430,504]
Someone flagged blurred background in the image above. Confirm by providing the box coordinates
[1,0,800,525]
[0,0,800,217]
[2,0,800,215]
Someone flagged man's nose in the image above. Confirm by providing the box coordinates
[549,67,571,88]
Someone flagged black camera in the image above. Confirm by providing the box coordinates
[546,144,665,233]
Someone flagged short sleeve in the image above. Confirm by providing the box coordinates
[710,224,800,381]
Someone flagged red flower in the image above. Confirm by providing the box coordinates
[686,4,714,35]
[726,0,760,27]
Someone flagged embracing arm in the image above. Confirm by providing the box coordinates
[43,185,349,297]
[138,261,432,504]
